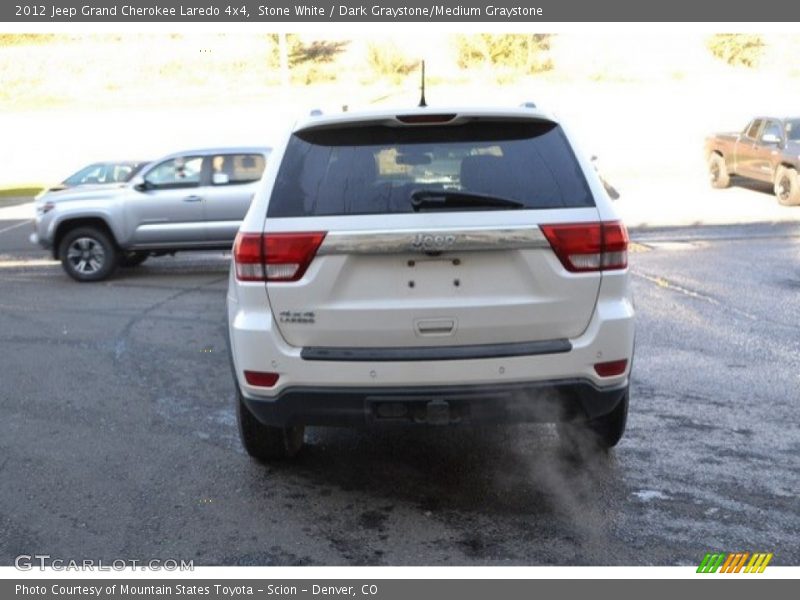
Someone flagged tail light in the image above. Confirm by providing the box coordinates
[234,231,326,282]
[540,221,628,273]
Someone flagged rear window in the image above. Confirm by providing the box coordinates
[267,120,594,217]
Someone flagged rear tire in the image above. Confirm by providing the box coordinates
[236,388,305,461]
[774,167,800,206]
[708,154,730,189]
[119,251,149,268]
[58,227,118,282]
[558,387,629,451]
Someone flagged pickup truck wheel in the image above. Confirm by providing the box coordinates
[119,251,149,268]
[558,387,629,451]
[236,389,304,461]
[709,154,730,189]
[774,167,800,206]
[59,227,118,282]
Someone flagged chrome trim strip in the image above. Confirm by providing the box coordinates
[301,338,572,362]
[316,226,548,255]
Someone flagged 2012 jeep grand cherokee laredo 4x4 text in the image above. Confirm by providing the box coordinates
[227,106,635,460]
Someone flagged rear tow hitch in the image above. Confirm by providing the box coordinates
[425,399,451,425]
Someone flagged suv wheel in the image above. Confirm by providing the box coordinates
[774,167,800,206]
[59,227,118,282]
[558,387,629,451]
[236,389,305,461]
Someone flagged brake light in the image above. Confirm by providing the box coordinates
[600,221,629,270]
[396,114,457,124]
[540,221,628,273]
[233,233,264,281]
[233,231,326,282]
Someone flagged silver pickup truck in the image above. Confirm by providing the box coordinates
[705,116,800,206]
[32,147,270,281]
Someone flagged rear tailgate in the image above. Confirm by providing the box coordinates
[264,211,602,350]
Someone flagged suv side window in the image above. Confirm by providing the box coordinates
[144,156,204,188]
[210,153,266,186]
[745,120,763,140]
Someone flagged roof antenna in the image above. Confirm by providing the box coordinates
[418,60,427,108]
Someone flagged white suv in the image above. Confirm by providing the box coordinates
[227,106,634,460]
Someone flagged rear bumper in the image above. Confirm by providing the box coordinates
[228,264,635,420]
[240,378,628,428]
[229,289,635,397]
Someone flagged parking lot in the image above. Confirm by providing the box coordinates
[0,198,798,566]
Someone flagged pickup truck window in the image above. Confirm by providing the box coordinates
[762,121,783,142]
[745,120,763,140]
[786,119,800,142]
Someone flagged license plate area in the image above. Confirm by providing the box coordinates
[404,256,464,295]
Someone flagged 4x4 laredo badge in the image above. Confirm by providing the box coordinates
[279,311,315,324]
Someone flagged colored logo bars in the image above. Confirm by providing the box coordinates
[697,552,773,573]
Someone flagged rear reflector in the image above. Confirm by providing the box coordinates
[234,231,326,282]
[244,370,280,387]
[594,359,628,377]
[540,221,628,273]
[396,113,457,124]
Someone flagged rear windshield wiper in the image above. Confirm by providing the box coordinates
[410,189,525,211]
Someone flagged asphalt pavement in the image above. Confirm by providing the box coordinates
[0,204,798,566]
